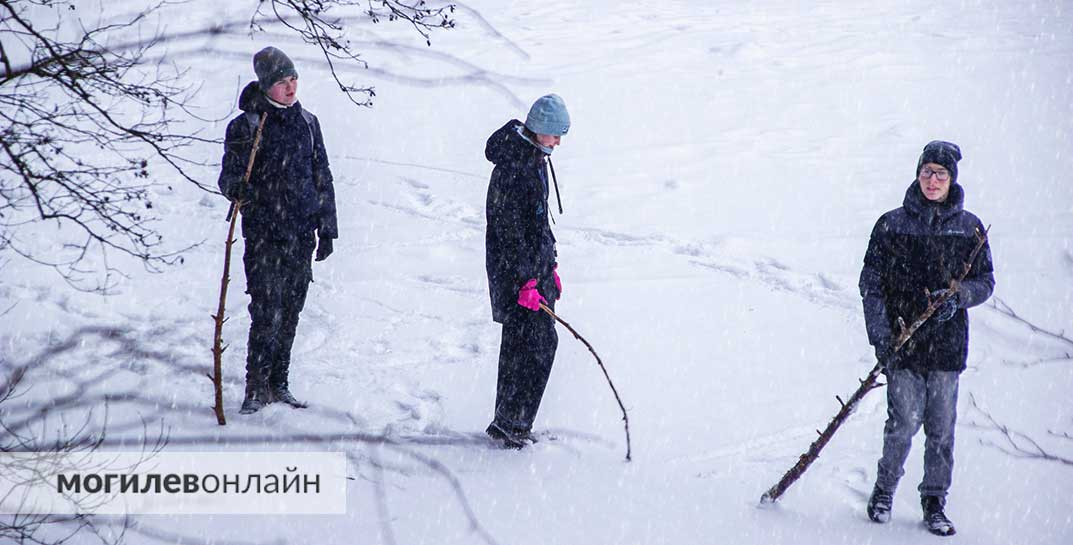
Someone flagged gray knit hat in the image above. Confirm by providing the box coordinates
[253,46,298,92]
[917,140,962,183]
[525,94,570,136]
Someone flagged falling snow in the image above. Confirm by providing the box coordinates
[2,1,1072,544]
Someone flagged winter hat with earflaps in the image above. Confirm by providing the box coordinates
[254,46,298,92]
[917,140,962,184]
[525,94,571,136]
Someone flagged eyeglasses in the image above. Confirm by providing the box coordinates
[919,167,950,181]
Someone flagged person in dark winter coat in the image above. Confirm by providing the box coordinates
[484,94,570,448]
[859,140,994,536]
[218,46,338,415]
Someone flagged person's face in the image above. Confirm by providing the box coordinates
[535,133,561,149]
[918,162,951,202]
[267,76,298,106]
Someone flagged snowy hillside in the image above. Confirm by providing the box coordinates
[3,1,1072,544]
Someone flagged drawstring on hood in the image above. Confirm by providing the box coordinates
[486,119,565,217]
[514,124,564,216]
[548,157,563,216]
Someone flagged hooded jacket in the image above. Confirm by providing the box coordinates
[859,182,995,373]
[218,81,338,241]
[485,120,559,323]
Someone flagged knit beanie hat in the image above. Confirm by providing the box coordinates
[254,46,298,92]
[525,94,571,136]
[917,140,962,183]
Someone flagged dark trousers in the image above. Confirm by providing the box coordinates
[243,233,315,393]
[491,301,559,434]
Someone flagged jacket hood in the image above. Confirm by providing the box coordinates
[238,80,304,115]
[486,119,545,165]
[903,180,964,223]
[238,81,269,113]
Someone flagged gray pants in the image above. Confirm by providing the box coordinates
[875,368,960,499]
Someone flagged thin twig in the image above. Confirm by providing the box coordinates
[539,303,632,462]
[968,393,1073,467]
[988,297,1073,348]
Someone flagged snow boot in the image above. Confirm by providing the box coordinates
[485,422,526,450]
[270,384,308,409]
[239,384,270,415]
[922,496,956,536]
[867,485,894,523]
[269,361,307,408]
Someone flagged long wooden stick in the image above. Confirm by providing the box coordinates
[210,112,267,426]
[539,303,632,461]
[760,226,990,504]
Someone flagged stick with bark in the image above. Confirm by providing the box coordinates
[759,226,990,504]
[209,112,267,426]
[539,303,632,461]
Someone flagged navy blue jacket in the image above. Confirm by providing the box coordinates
[859,182,995,373]
[218,82,338,241]
[485,120,559,324]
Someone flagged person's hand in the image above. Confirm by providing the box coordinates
[553,264,562,299]
[930,289,960,322]
[224,181,247,203]
[517,279,547,311]
[874,343,900,371]
[315,237,334,262]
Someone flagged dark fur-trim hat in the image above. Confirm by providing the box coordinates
[253,46,298,92]
[917,140,962,183]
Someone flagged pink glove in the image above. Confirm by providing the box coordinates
[517,279,547,311]
[553,264,562,299]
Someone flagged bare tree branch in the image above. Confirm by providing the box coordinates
[967,393,1073,467]
[2,323,499,544]
[1,0,455,290]
[258,0,456,107]
[989,297,1073,347]
[988,297,1073,367]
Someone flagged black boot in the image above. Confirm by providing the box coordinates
[239,383,270,415]
[269,361,307,409]
[485,422,526,450]
[270,383,308,408]
[867,485,894,523]
[922,496,956,536]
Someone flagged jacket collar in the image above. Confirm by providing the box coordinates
[902,181,964,223]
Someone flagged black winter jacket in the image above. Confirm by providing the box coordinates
[485,120,559,324]
[859,182,995,373]
[218,82,338,241]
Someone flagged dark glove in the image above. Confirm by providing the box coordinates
[930,289,960,322]
[315,237,334,262]
[874,343,899,371]
[224,181,247,203]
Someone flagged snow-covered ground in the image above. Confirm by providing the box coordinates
[3,1,1072,544]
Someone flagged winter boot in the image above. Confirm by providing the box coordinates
[485,422,526,450]
[269,361,308,409]
[270,384,308,409]
[867,485,894,523]
[922,496,956,536]
[239,384,270,415]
